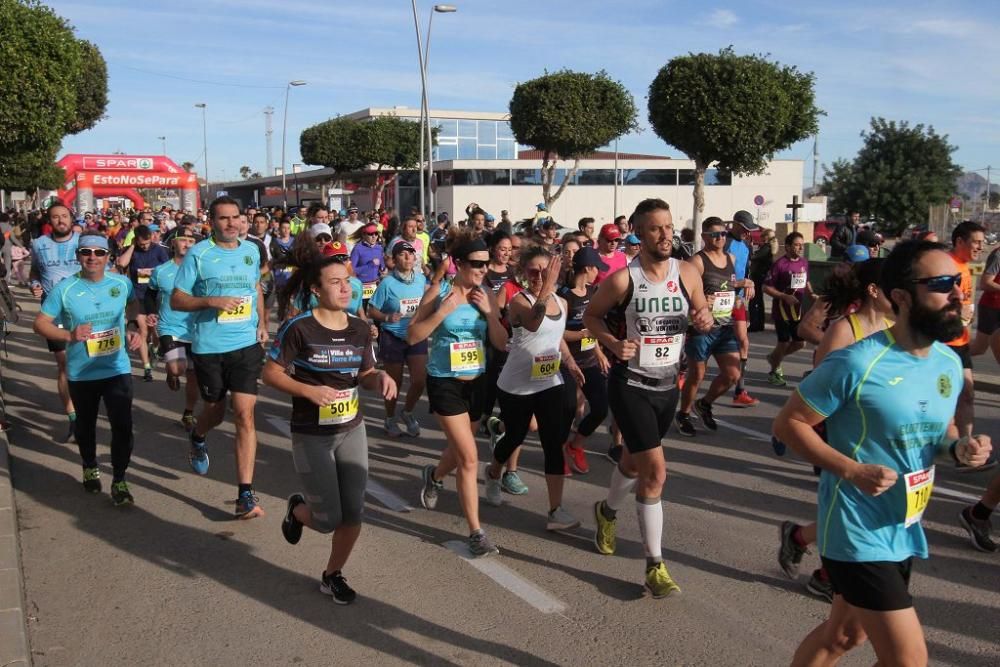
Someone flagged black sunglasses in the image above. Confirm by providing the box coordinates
[314,235,332,243]
[78,248,109,257]
[911,273,961,293]
[461,259,489,269]
[703,231,727,239]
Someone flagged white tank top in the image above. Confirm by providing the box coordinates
[498,292,566,395]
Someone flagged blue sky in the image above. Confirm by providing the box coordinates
[52,0,999,186]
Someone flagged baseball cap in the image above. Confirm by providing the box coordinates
[845,245,870,263]
[362,223,378,234]
[572,246,609,272]
[327,240,349,257]
[310,223,333,238]
[437,212,449,223]
[732,210,760,231]
[347,206,359,213]
[625,233,640,245]
[599,223,621,241]
[147,223,160,232]
[392,240,416,256]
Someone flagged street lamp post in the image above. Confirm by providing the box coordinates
[424,5,456,218]
[157,136,167,156]
[281,80,307,211]
[194,103,208,198]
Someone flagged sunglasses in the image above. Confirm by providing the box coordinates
[314,235,332,243]
[78,248,109,257]
[703,231,727,239]
[911,273,961,293]
[603,238,621,245]
[462,259,489,269]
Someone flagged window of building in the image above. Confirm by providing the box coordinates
[704,168,732,186]
[513,168,567,185]
[497,139,516,159]
[396,171,420,187]
[436,170,454,187]
[576,169,616,185]
[497,121,514,139]
[678,169,696,185]
[622,169,677,186]
[451,169,509,186]
[433,118,457,138]
[457,138,477,160]
[478,121,497,145]
[458,120,478,138]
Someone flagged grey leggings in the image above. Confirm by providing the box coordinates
[291,424,368,532]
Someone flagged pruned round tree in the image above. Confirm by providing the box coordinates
[648,47,821,229]
[509,69,637,209]
[301,115,428,209]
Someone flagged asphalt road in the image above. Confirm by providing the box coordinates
[4,289,999,666]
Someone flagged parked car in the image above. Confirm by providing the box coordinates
[812,220,839,248]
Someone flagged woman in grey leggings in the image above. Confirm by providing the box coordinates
[264,243,396,604]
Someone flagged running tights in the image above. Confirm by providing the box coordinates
[67,374,134,480]
[494,383,575,475]
[576,365,609,437]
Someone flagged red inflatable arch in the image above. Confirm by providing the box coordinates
[56,154,201,213]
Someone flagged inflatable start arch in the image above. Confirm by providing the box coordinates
[56,154,201,213]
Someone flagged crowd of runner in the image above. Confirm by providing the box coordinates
[17,194,1000,663]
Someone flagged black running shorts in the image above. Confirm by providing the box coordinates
[821,557,913,611]
[426,374,485,422]
[191,343,264,402]
[607,369,679,454]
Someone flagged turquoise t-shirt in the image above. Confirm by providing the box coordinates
[173,237,261,354]
[426,282,488,379]
[797,330,962,563]
[31,233,80,294]
[149,260,196,341]
[41,272,134,381]
[369,271,427,339]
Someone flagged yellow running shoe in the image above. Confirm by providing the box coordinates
[593,501,616,555]
[645,562,681,599]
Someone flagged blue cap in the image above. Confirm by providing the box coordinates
[486,214,495,222]
[845,245,870,263]
[78,234,109,250]
[536,202,546,210]
[572,245,609,272]
[625,233,640,245]
[147,223,160,232]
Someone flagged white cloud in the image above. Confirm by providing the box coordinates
[704,8,739,29]
[907,19,979,38]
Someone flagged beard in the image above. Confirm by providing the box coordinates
[645,242,672,262]
[910,297,964,343]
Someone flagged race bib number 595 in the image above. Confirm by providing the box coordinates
[449,341,484,373]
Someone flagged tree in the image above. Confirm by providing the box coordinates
[239,165,252,180]
[647,47,821,228]
[820,118,961,236]
[982,189,1000,211]
[0,0,109,189]
[300,115,428,209]
[509,69,637,209]
[181,162,195,173]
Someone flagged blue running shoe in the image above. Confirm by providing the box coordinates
[235,489,264,519]
[189,433,210,475]
[771,436,787,457]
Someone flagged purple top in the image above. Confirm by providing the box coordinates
[350,241,384,284]
[765,255,809,322]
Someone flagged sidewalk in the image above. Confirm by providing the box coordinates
[0,425,30,666]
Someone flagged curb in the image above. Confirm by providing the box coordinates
[0,427,30,666]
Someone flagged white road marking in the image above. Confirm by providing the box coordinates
[713,418,771,442]
[265,414,291,437]
[443,540,567,614]
[934,487,980,503]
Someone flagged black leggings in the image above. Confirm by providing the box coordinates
[481,347,508,420]
[576,365,609,437]
[494,383,575,475]
[68,374,134,480]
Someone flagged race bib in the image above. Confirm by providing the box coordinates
[449,340,484,373]
[217,295,252,323]
[962,303,975,327]
[362,282,377,300]
[904,466,935,528]
[712,291,735,318]
[137,269,152,285]
[790,272,807,290]
[531,352,561,380]
[86,328,121,357]
[638,335,683,367]
[580,336,597,352]
[318,387,359,426]
[399,298,420,317]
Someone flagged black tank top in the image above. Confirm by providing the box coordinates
[697,250,736,327]
[558,284,598,368]
[485,267,512,294]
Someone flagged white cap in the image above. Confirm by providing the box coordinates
[310,223,333,238]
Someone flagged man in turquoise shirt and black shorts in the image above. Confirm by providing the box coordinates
[774,239,992,666]
[33,231,143,506]
[172,196,269,519]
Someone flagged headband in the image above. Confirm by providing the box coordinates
[453,237,488,259]
[78,235,109,250]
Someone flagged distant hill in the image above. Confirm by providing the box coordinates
[957,172,998,200]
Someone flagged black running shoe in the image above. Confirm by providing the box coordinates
[676,412,696,437]
[693,398,717,431]
[282,493,305,545]
[82,466,101,493]
[778,521,808,579]
[110,481,134,506]
[959,507,998,553]
[143,367,154,383]
[806,569,833,603]
[320,570,357,604]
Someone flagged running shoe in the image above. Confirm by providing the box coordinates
[63,421,76,443]
[143,367,154,383]
[675,412,696,437]
[282,493,306,545]
[166,373,180,391]
[778,521,808,579]
[468,530,499,557]
[605,444,622,465]
[693,399,718,431]
[420,464,443,510]
[771,436,787,457]
[645,562,681,599]
[959,507,998,553]
[501,471,529,495]
[189,434,210,475]
[82,466,101,494]
[110,480,134,506]
[400,411,420,437]
[565,443,589,474]
[484,470,503,507]
[181,413,197,433]
[546,506,580,531]
[486,416,504,451]
[806,569,833,603]
[320,570,357,604]
[234,489,264,519]
[383,416,402,438]
[732,390,759,407]
[593,501,616,555]
[767,369,787,387]
[676,374,686,392]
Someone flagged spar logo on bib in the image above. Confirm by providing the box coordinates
[937,374,952,398]
[109,286,121,298]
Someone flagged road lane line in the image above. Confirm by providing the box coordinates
[934,487,980,502]
[443,540,567,614]
[713,418,771,442]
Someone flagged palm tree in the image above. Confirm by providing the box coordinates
[181,161,195,173]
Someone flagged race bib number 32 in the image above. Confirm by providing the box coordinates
[318,388,359,426]
[449,340,484,373]
[85,328,121,357]
[217,295,253,323]
[638,335,682,367]
[904,466,935,528]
